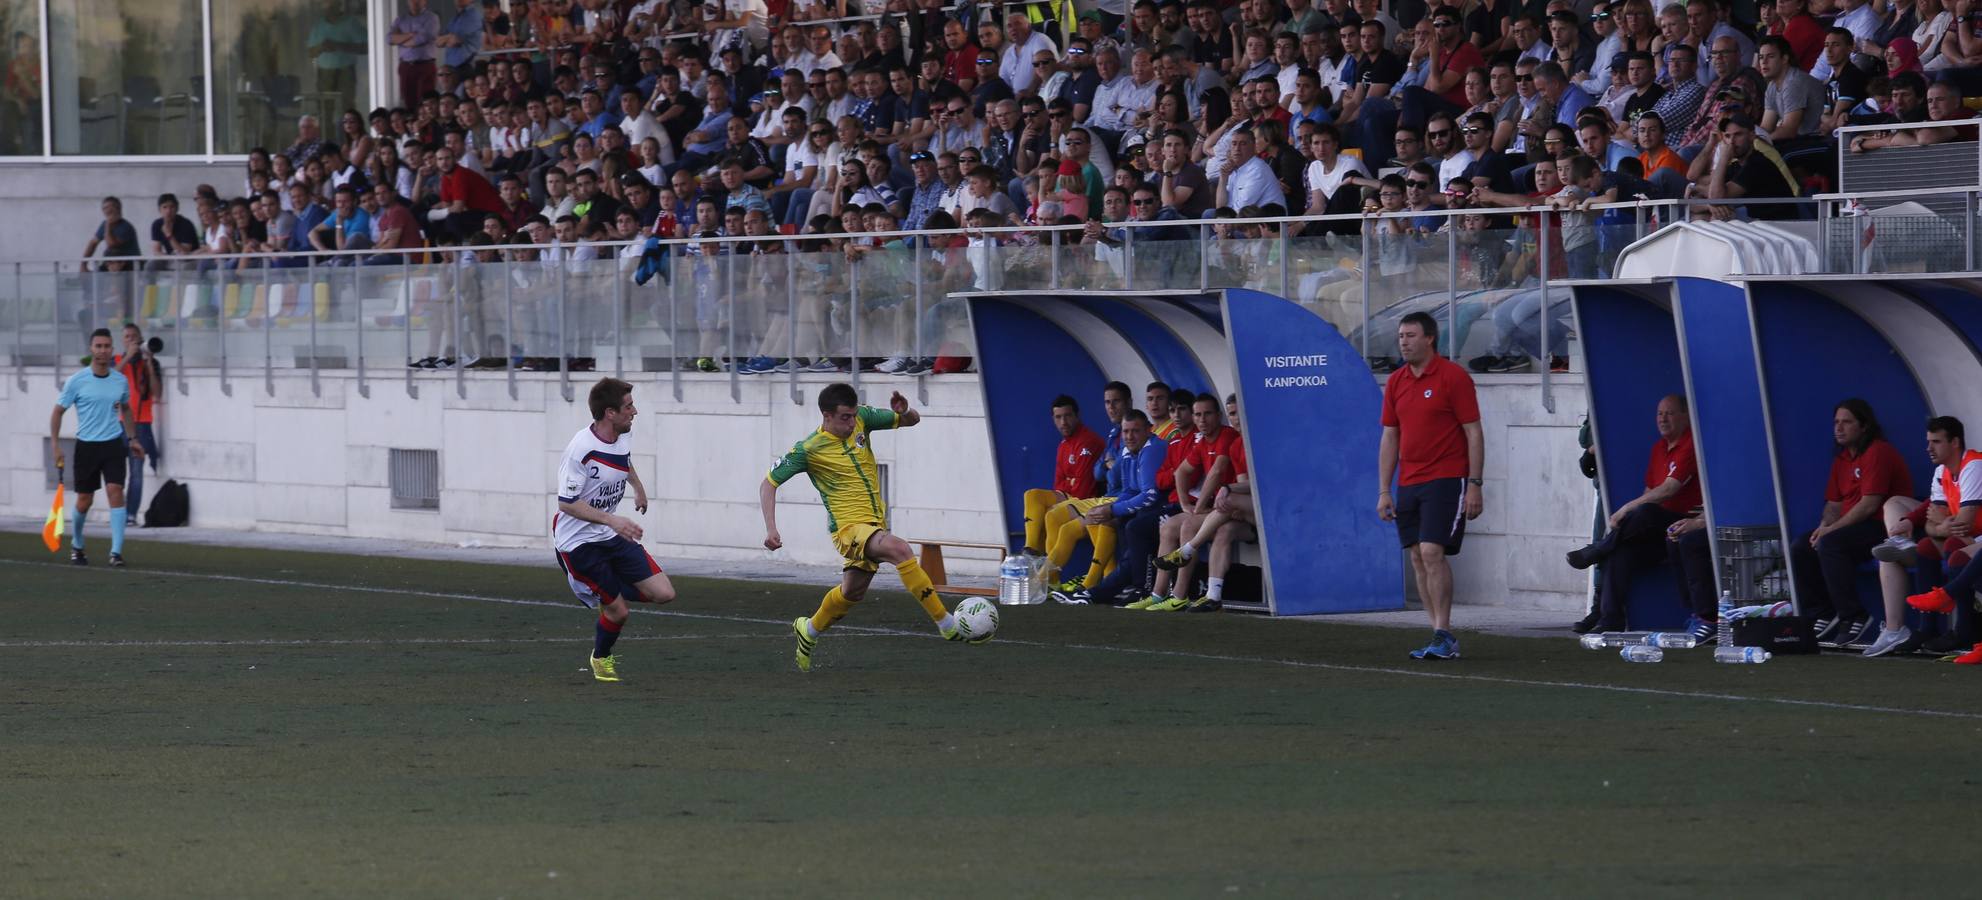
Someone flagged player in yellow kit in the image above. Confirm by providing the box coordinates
[759,383,984,672]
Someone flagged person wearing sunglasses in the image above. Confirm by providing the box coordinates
[1034,48,1073,106]
[973,52,1017,113]
[1391,10,1485,134]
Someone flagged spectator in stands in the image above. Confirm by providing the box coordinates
[1773,0,1825,68]
[1818,29,1870,135]
[1650,42,1707,130]
[282,182,328,262]
[1304,122,1370,220]
[432,142,504,241]
[1565,395,1702,635]
[1219,126,1288,212]
[389,0,441,110]
[1866,417,1978,656]
[1852,80,1974,149]
[1693,113,1799,219]
[284,115,326,170]
[1634,112,1689,196]
[1341,20,1406,164]
[1379,310,1483,660]
[310,184,372,261]
[148,193,199,268]
[668,71,736,175]
[1755,36,1827,146]
[82,197,141,272]
[1791,398,1914,645]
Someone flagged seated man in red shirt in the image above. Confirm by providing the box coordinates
[1565,395,1703,636]
[429,139,505,243]
[1791,398,1914,645]
[1155,393,1251,613]
[1868,416,1979,657]
[1143,393,1243,611]
[1023,393,1107,556]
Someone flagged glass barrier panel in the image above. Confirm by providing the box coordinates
[1124,225,1204,290]
[788,247,842,367]
[1287,232,1365,337]
[914,238,977,361]
[852,241,915,364]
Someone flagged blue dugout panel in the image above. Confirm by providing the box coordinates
[968,290,1402,615]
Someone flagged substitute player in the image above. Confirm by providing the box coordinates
[554,378,676,683]
[49,328,142,567]
[760,383,975,672]
[1021,394,1106,556]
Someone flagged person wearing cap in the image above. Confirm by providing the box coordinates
[1001,11,1062,96]
[1696,112,1799,219]
[902,150,949,230]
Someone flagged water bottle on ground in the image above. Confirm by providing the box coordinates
[1024,554,1049,604]
[1644,632,1698,649]
[998,554,1033,606]
[1714,645,1771,664]
[1620,645,1664,662]
[1581,632,1652,649]
[1717,591,1735,649]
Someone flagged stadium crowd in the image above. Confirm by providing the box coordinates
[76,0,1982,374]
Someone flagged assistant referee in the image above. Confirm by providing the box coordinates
[50,328,144,567]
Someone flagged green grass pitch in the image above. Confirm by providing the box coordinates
[3,532,1980,898]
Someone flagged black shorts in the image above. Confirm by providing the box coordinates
[1396,477,1467,555]
[555,536,665,609]
[73,438,128,493]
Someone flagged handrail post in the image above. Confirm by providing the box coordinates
[1539,212,1555,415]
[455,251,467,399]
[355,260,369,399]
[1446,223,1458,359]
[305,255,319,397]
[670,243,682,401]
[557,255,571,402]
[172,263,188,395]
[216,266,231,397]
[1049,228,1060,290]
[503,257,517,400]
[403,253,417,400]
[612,254,625,379]
[726,244,739,401]
[1124,222,1135,291]
[15,262,27,391]
[913,235,927,404]
[787,242,799,405]
[849,254,861,397]
[262,262,273,396]
[1359,225,1371,362]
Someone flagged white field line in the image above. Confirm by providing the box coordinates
[4,559,1979,722]
[0,633,902,649]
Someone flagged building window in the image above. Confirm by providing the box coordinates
[1,7,43,155]
[212,0,370,155]
[48,0,206,155]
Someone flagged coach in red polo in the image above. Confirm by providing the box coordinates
[1378,311,1483,661]
[1564,394,1702,635]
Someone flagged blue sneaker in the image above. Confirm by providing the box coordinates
[1409,630,1459,660]
[1683,614,1717,644]
[738,356,775,374]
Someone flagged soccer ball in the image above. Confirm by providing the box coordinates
[954,597,1000,643]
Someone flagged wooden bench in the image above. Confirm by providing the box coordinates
[907,538,1006,598]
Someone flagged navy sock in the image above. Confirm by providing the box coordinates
[594,615,623,659]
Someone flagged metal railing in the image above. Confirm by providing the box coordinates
[7,193,1924,412]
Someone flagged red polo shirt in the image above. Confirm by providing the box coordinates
[1647,431,1701,514]
[1157,430,1196,505]
[1054,425,1107,498]
[1825,438,1912,512]
[1183,425,1243,502]
[1436,40,1486,108]
[1382,353,1481,486]
[440,166,504,214]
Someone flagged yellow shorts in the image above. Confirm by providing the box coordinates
[1065,496,1118,518]
[831,522,887,573]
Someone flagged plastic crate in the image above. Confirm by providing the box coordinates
[1715,524,1790,604]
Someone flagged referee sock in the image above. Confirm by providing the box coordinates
[72,508,86,551]
[895,558,950,624]
[109,508,127,555]
[594,614,623,659]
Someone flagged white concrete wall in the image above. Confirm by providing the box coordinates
[0,368,1591,611]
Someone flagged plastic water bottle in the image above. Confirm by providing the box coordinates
[1714,645,1771,664]
[998,554,1033,606]
[1717,591,1735,649]
[1580,632,1652,649]
[1619,645,1664,662]
[1644,632,1698,649]
[1024,554,1050,604]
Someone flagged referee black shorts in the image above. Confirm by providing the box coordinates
[73,438,128,493]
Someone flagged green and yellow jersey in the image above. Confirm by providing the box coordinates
[766,406,900,533]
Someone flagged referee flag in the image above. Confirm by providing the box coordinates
[42,482,64,553]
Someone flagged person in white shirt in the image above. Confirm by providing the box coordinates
[1090,48,1161,137]
[619,90,674,163]
[793,25,843,78]
[1218,127,1286,211]
[1000,12,1060,95]
[1303,124,1369,215]
[552,377,674,684]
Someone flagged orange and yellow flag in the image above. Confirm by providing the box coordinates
[42,483,65,552]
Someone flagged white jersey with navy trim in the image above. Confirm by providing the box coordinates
[553,424,633,553]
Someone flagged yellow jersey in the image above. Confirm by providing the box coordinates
[766,406,900,533]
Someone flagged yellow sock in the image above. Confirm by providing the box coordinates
[810,586,853,633]
[895,558,948,623]
[1043,502,1076,570]
[1052,517,1088,575]
[1023,489,1054,552]
[1084,524,1117,584]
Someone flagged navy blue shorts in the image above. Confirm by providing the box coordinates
[1395,477,1467,555]
[555,536,665,608]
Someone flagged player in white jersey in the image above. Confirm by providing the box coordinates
[554,378,676,682]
